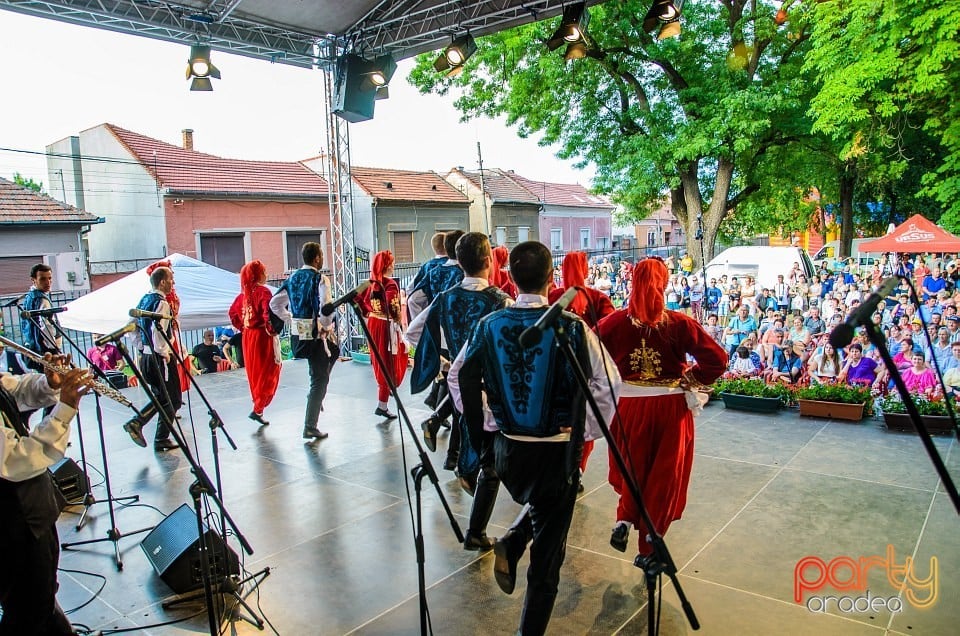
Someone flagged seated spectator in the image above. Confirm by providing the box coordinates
[758,327,785,363]
[725,346,762,378]
[941,342,960,393]
[215,325,243,369]
[901,353,938,395]
[762,336,793,384]
[838,343,879,387]
[808,342,842,384]
[788,315,811,345]
[703,313,723,344]
[87,338,125,371]
[191,329,225,374]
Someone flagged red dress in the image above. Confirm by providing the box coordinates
[229,285,280,414]
[598,309,727,556]
[358,279,408,402]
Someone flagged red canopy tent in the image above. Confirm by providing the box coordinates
[859,214,960,253]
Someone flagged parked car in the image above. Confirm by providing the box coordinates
[812,239,882,272]
[703,246,815,289]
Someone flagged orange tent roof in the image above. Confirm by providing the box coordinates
[858,215,960,253]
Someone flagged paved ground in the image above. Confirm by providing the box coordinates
[50,358,957,635]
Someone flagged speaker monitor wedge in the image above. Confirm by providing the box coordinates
[140,503,240,594]
[48,457,88,506]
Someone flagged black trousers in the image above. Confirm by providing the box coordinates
[0,508,74,635]
[305,345,336,429]
[141,353,182,441]
[495,435,581,636]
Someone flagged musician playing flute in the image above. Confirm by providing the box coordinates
[0,349,92,636]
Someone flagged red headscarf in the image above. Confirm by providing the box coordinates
[146,259,180,318]
[561,251,589,315]
[629,258,669,326]
[371,250,394,282]
[240,260,266,304]
[490,245,509,287]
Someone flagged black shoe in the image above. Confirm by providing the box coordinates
[424,393,438,410]
[493,532,521,595]
[443,455,458,471]
[249,411,270,426]
[463,531,495,552]
[457,472,477,497]
[303,427,329,440]
[610,523,629,553]
[421,415,442,452]
[439,418,451,429]
[153,439,179,452]
[634,554,659,574]
[578,481,585,493]
[124,422,147,448]
[375,407,398,420]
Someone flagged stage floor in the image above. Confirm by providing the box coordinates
[52,359,957,635]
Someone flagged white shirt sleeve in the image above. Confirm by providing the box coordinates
[269,289,292,324]
[403,301,432,347]
[583,330,621,441]
[0,373,76,482]
[406,289,429,322]
[151,299,173,359]
[317,275,335,330]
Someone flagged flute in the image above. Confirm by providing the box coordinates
[0,335,133,408]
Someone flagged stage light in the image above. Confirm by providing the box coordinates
[434,33,477,77]
[546,3,590,51]
[186,45,220,91]
[366,54,397,88]
[564,41,589,60]
[642,0,684,41]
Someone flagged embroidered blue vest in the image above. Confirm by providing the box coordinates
[279,268,323,359]
[415,264,464,303]
[409,256,446,292]
[466,307,587,437]
[135,292,168,351]
[21,289,55,354]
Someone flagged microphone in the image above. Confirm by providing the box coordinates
[129,308,172,320]
[829,276,900,349]
[94,323,136,347]
[321,280,372,316]
[519,287,578,349]
[21,306,67,319]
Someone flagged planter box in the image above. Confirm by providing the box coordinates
[798,399,865,422]
[882,413,954,435]
[719,392,782,413]
[350,350,371,365]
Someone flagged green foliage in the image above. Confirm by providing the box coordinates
[794,383,873,407]
[878,393,954,417]
[714,377,792,404]
[12,172,43,193]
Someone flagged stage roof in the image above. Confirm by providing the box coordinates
[0,0,605,69]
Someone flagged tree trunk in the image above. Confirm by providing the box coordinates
[839,162,856,258]
[683,157,733,267]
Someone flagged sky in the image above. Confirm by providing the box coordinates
[0,11,594,192]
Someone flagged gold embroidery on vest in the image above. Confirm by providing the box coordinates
[629,338,662,379]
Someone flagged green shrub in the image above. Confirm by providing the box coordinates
[714,378,792,404]
[794,383,873,406]
[879,393,955,417]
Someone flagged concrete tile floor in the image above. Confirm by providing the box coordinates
[46,359,957,635]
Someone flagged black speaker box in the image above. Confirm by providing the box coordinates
[48,457,88,505]
[140,504,240,594]
[332,54,377,123]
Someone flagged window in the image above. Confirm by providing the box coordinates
[647,231,656,247]
[286,232,324,271]
[495,227,506,246]
[199,234,244,273]
[580,228,591,249]
[596,236,609,250]
[0,256,43,294]
[518,226,530,243]
[550,228,562,251]
[392,231,414,263]
[663,231,671,244]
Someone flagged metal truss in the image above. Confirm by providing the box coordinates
[323,64,360,355]
[0,0,326,67]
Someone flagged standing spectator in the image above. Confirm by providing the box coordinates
[21,264,61,370]
[679,252,693,276]
[86,339,124,372]
[689,275,705,321]
[705,278,722,317]
[230,259,281,426]
[773,274,790,314]
[358,251,408,420]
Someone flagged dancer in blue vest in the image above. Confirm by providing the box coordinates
[270,242,336,440]
[450,241,619,636]
[21,264,62,371]
[406,230,465,320]
[406,232,449,410]
[405,232,512,550]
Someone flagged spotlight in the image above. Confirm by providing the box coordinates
[642,0,684,41]
[186,44,220,91]
[364,54,397,89]
[564,41,589,60]
[434,33,477,77]
[546,3,590,51]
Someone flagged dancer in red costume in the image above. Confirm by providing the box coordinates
[549,251,616,481]
[358,251,408,419]
[489,245,517,298]
[229,260,281,426]
[597,257,727,567]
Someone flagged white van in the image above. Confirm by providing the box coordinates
[812,239,882,271]
[703,246,815,290]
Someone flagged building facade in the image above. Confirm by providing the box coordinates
[444,167,541,249]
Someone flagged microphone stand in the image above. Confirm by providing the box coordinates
[146,320,268,632]
[858,319,960,513]
[696,215,708,321]
[148,319,270,629]
[550,319,700,636]
[346,300,463,636]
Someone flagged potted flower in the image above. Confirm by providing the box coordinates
[351,343,371,364]
[713,377,790,413]
[794,383,872,422]
[878,393,956,434]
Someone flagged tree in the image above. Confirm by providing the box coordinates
[805,0,958,235]
[12,172,44,194]
[409,0,818,264]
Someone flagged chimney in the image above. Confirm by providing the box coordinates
[182,129,194,151]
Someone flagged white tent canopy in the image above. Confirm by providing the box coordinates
[61,253,245,334]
